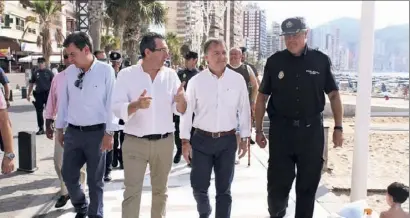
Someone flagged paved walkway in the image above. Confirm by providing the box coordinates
[27,146,331,218]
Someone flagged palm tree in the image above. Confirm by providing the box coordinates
[101,35,120,55]
[105,0,133,52]
[123,1,166,64]
[88,0,104,51]
[165,32,183,66]
[32,0,62,67]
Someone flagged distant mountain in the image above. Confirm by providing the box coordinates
[314,17,409,55]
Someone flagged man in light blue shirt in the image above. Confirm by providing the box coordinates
[55,32,116,218]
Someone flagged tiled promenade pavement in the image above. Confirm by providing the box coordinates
[29,146,331,218]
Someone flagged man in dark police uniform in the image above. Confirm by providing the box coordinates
[173,51,198,164]
[254,17,344,218]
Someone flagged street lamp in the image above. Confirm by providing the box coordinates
[350,0,376,202]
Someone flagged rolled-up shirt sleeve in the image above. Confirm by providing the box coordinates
[55,73,68,129]
[105,67,116,131]
[179,78,196,140]
[112,68,132,122]
[171,70,183,116]
[238,77,251,138]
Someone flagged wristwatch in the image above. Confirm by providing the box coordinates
[334,126,343,132]
[105,131,114,136]
[4,152,15,160]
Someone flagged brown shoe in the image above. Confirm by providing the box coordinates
[55,195,70,208]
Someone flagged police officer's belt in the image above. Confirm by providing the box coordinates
[68,123,105,131]
[196,128,236,138]
[272,113,323,127]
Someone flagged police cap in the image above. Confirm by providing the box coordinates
[37,57,45,63]
[184,51,198,60]
[109,51,122,62]
[280,17,307,36]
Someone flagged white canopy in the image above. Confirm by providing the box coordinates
[18,55,62,63]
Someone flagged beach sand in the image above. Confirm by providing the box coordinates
[321,117,409,213]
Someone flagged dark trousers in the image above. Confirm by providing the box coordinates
[174,115,195,153]
[267,116,324,218]
[33,90,49,130]
[62,126,106,217]
[190,130,237,218]
[113,130,124,167]
[105,150,113,175]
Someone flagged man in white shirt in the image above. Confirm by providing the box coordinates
[180,38,251,218]
[112,32,187,218]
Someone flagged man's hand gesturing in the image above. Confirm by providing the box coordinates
[174,81,186,104]
[128,89,152,115]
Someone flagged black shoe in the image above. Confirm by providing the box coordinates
[75,212,87,218]
[54,195,70,208]
[119,164,124,169]
[250,138,255,144]
[104,173,112,182]
[36,129,45,135]
[173,152,182,164]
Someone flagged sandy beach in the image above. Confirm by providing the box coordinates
[322,117,409,213]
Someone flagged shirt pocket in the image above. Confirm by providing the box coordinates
[221,88,239,109]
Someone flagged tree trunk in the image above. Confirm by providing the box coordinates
[114,25,124,53]
[88,0,103,51]
[43,23,52,68]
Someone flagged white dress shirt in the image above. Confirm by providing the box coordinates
[55,59,116,131]
[180,68,251,140]
[111,64,182,137]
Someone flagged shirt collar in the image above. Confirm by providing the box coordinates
[286,45,309,57]
[205,67,228,79]
[80,57,98,74]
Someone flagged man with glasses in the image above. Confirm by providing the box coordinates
[254,17,344,218]
[55,32,116,218]
[27,57,54,135]
[45,50,87,209]
[112,32,187,218]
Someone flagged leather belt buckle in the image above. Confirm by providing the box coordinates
[212,132,221,138]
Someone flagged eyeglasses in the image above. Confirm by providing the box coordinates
[153,48,169,53]
[63,55,68,59]
[74,71,85,89]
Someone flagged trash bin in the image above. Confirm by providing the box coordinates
[21,86,27,99]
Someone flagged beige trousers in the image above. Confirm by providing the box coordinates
[122,133,174,218]
[54,130,87,195]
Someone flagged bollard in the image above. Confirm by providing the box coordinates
[21,86,27,99]
[9,89,13,102]
[322,126,329,173]
[17,131,38,173]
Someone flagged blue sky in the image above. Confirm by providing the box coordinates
[150,1,409,32]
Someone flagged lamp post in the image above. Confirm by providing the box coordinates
[350,0,376,202]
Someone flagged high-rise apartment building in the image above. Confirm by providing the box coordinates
[228,0,243,49]
[243,3,267,60]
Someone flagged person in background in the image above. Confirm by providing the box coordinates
[0,67,10,108]
[55,31,116,218]
[45,50,87,209]
[27,57,54,135]
[240,47,260,85]
[94,50,107,63]
[0,89,14,174]
[380,182,409,218]
[112,32,187,218]
[173,51,199,164]
[180,38,251,218]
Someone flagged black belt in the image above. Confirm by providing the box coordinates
[271,113,323,127]
[196,128,236,138]
[68,123,105,132]
[138,133,171,141]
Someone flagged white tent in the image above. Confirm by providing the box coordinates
[18,55,62,63]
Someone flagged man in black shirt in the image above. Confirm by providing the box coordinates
[254,17,344,218]
[173,51,198,164]
[240,47,260,85]
[28,57,54,135]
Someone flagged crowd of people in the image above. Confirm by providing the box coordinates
[0,16,408,218]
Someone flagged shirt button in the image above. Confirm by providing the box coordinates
[296,74,300,78]
[296,87,299,90]
[296,98,300,102]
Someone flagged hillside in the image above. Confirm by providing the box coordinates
[314,17,409,55]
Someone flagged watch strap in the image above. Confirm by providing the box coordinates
[334,126,343,131]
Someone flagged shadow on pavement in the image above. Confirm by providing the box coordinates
[0,178,57,196]
[8,104,35,113]
[0,193,56,213]
[0,170,27,180]
[33,208,74,218]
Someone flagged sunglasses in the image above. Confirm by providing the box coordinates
[63,55,68,59]
[74,71,85,89]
